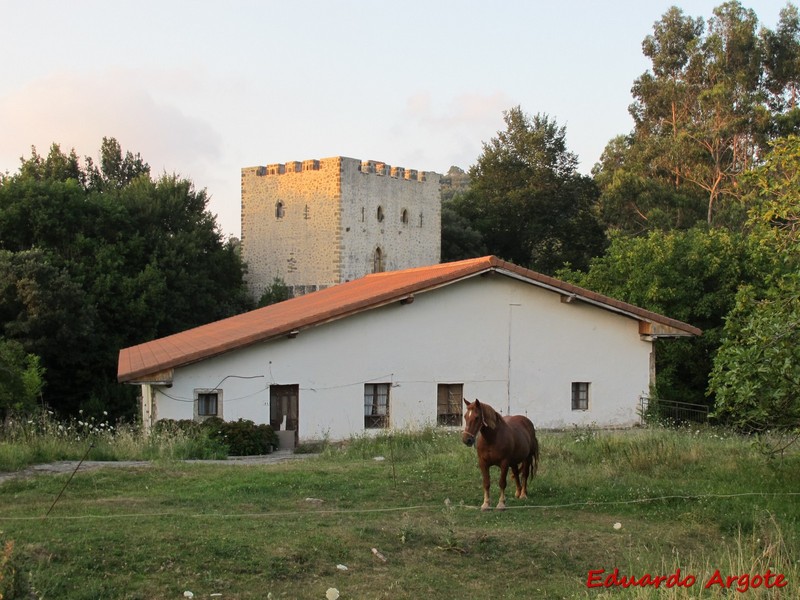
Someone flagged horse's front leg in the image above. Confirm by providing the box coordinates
[480,463,491,511]
[496,464,508,510]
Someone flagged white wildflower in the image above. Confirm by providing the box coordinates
[183,592,194,599]
[326,588,340,600]
[613,522,622,530]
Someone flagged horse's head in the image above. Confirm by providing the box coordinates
[462,398,497,447]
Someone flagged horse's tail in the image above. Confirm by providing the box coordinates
[530,426,540,478]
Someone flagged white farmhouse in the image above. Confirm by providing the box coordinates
[117,256,700,445]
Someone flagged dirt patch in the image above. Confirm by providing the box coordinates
[0,450,316,485]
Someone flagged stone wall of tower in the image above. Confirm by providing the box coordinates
[241,156,441,299]
[241,157,343,299]
[339,158,441,282]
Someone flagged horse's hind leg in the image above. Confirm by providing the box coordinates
[510,462,524,499]
[518,458,531,499]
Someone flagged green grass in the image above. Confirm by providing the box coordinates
[0,427,798,599]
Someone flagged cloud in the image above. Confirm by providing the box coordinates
[0,69,222,179]
[394,91,513,171]
[404,90,512,131]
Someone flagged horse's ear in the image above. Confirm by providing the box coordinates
[482,403,498,429]
[463,398,470,408]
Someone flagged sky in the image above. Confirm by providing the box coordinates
[0,0,791,238]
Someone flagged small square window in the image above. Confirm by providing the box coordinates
[572,382,590,411]
[364,383,390,429]
[195,389,222,420]
[437,384,463,426]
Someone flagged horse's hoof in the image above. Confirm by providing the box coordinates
[496,503,506,511]
[481,504,491,512]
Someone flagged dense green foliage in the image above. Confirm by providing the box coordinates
[0,338,45,417]
[595,1,800,232]
[257,276,292,307]
[558,227,776,406]
[0,139,252,419]
[0,428,797,598]
[445,106,607,274]
[709,135,800,440]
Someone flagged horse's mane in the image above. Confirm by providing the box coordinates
[478,399,499,429]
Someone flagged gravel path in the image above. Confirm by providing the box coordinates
[0,450,315,485]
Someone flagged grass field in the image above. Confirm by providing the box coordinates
[0,426,798,599]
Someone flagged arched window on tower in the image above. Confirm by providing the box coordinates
[401,208,409,225]
[373,247,385,273]
[276,201,285,219]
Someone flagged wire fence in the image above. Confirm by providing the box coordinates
[1,491,798,522]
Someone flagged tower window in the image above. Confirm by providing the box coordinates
[276,201,285,219]
[377,206,385,223]
[401,208,409,225]
[373,247,385,273]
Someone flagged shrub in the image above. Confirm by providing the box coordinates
[210,419,278,456]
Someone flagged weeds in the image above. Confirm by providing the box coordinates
[0,410,228,471]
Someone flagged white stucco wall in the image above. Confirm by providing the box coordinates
[150,275,652,441]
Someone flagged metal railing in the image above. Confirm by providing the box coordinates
[639,396,709,425]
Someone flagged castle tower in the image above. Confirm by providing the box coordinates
[241,156,441,299]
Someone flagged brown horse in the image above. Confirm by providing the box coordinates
[462,398,539,511]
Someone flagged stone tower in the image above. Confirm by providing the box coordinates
[241,156,441,299]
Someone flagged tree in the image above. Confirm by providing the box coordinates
[450,106,606,274]
[762,4,800,113]
[593,136,708,234]
[741,134,800,248]
[602,2,800,230]
[709,277,800,453]
[557,227,775,406]
[258,277,292,307]
[441,201,487,262]
[85,137,150,190]
[709,135,800,450]
[0,337,45,418]
[0,140,252,418]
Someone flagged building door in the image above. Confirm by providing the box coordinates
[270,384,299,444]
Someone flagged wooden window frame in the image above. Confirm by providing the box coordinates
[364,383,390,429]
[437,383,463,426]
[571,382,590,411]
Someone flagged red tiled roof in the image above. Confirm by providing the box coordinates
[117,256,701,383]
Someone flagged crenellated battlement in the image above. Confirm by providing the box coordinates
[242,154,441,300]
[251,156,430,182]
